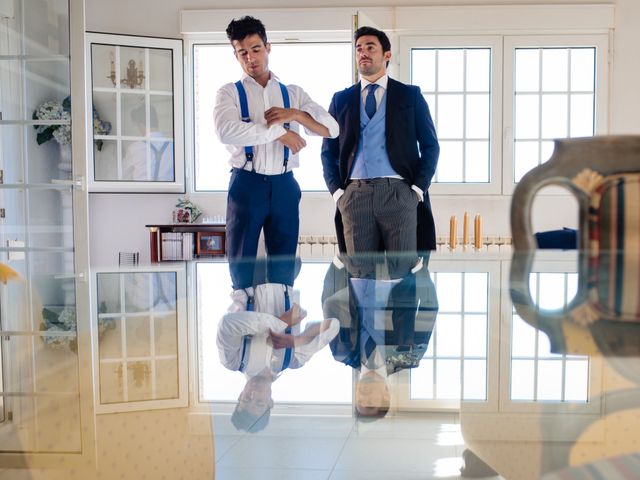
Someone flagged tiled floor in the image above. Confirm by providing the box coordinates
[212,412,499,480]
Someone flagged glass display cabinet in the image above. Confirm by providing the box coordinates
[0,0,93,464]
[85,33,184,192]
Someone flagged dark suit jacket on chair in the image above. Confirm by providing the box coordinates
[321,78,440,252]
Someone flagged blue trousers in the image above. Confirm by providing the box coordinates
[226,168,300,289]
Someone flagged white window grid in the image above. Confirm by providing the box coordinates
[410,272,490,402]
[85,33,185,193]
[91,267,188,414]
[512,47,596,183]
[510,272,590,403]
[502,34,609,195]
[399,35,503,195]
[91,45,175,182]
[400,34,607,196]
[499,259,602,415]
[395,260,500,413]
[95,272,178,404]
[413,48,492,184]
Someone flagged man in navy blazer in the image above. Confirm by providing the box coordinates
[321,26,439,253]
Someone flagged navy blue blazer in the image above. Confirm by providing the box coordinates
[321,78,440,251]
[322,255,439,373]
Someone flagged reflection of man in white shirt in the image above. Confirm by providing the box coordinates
[214,16,338,292]
[123,104,174,181]
[217,283,339,432]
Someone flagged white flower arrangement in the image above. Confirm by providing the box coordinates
[33,96,111,151]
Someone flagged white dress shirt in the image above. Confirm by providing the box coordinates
[333,74,424,203]
[217,283,339,377]
[214,72,339,175]
[360,75,388,112]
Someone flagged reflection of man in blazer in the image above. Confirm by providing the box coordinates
[321,26,439,254]
[322,253,439,418]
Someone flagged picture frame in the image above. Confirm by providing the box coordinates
[196,231,225,256]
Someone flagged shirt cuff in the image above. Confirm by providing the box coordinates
[267,124,288,141]
[411,185,424,202]
[332,189,344,203]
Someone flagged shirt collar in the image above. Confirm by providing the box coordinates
[241,71,280,87]
[361,74,388,92]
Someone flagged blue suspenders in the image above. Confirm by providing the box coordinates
[239,285,293,372]
[282,288,293,370]
[234,80,291,172]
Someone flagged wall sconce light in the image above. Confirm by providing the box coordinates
[106,52,116,87]
[121,59,145,89]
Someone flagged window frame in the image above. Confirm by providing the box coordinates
[399,33,609,197]
[395,259,501,413]
[498,258,602,415]
[185,31,353,194]
[84,32,186,193]
[502,34,610,196]
[399,35,504,195]
[90,264,189,414]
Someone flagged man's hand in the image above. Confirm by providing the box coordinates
[278,303,307,328]
[269,330,296,349]
[277,130,307,155]
[265,107,300,127]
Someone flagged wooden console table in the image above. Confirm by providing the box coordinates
[146,224,226,262]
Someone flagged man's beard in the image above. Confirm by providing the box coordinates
[358,63,380,77]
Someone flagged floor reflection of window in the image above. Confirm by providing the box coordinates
[411,272,489,401]
[197,262,351,404]
[96,272,179,404]
[511,272,589,402]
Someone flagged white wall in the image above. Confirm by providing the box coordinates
[86,0,613,38]
[86,0,640,267]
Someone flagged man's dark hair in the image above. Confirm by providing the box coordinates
[230,404,271,433]
[226,16,268,45]
[354,26,391,53]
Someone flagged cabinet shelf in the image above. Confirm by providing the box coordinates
[146,224,226,262]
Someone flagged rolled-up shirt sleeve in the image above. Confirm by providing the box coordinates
[292,86,339,139]
[216,311,288,371]
[214,85,287,147]
[290,318,340,368]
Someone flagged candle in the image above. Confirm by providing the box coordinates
[449,215,457,250]
[463,212,469,246]
[474,215,483,250]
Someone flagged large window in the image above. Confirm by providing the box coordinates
[503,35,608,193]
[512,47,596,182]
[193,42,351,191]
[401,34,607,195]
[412,48,492,184]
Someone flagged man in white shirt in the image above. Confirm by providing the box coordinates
[217,283,339,432]
[214,16,339,291]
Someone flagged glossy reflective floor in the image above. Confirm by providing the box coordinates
[4,250,640,479]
